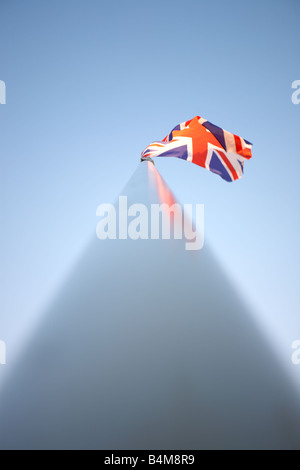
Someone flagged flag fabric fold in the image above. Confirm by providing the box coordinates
[141,116,253,182]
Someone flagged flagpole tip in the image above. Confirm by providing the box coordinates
[140,156,155,165]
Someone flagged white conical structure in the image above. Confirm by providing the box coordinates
[0,161,300,449]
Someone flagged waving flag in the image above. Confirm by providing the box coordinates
[141,116,253,182]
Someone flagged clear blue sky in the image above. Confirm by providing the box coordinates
[0,0,299,386]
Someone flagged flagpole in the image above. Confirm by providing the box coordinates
[0,160,300,450]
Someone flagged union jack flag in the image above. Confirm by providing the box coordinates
[141,116,253,182]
